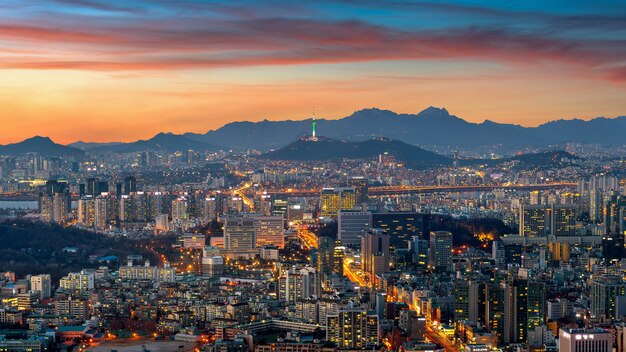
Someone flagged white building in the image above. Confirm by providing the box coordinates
[559,328,611,352]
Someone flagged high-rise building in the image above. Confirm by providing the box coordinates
[124,176,137,195]
[317,236,334,280]
[171,197,188,221]
[253,216,285,248]
[559,328,611,352]
[224,217,256,251]
[429,231,453,272]
[39,180,70,223]
[333,240,345,276]
[527,281,546,331]
[59,271,95,293]
[338,210,372,247]
[77,196,96,227]
[454,279,486,325]
[502,278,528,344]
[30,274,51,300]
[361,229,390,282]
[520,204,576,237]
[591,275,626,321]
[372,212,424,248]
[278,266,320,303]
[320,187,356,218]
[326,308,379,349]
[348,176,368,204]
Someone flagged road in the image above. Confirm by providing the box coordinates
[234,183,255,210]
[342,259,368,287]
[298,227,318,249]
[425,327,459,352]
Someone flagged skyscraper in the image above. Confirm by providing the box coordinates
[348,176,368,204]
[124,175,137,195]
[429,231,453,272]
[361,229,390,282]
[320,187,356,218]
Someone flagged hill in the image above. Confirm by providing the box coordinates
[0,136,85,158]
[260,136,451,169]
[88,132,217,153]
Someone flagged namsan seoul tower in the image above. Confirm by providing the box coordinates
[311,108,317,141]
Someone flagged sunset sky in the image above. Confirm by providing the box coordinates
[1,0,626,144]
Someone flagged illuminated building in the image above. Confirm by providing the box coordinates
[119,260,175,282]
[30,274,51,300]
[361,229,390,282]
[326,308,379,349]
[278,266,320,303]
[338,210,372,247]
[348,176,368,204]
[320,187,356,218]
[77,196,96,227]
[171,197,188,221]
[224,217,256,250]
[253,216,285,248]
[429,231,452,272]
[520,204,576,237]
[591,275,626,321]
[559,328,611,352]
[454,279,486,325]
[39,180,70,223]
[372,212,424,248]
[332,241,345,276]
[59,271,95,292]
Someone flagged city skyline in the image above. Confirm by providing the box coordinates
[2,0,626,143]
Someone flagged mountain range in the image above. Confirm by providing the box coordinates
[182,107,626,150]
[0,136,84,158]
[70,132,216,153]
[2,107,625,158]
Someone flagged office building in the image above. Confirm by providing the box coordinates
[361,229,390,282]
[320,188,356,218]
[348,176,368,204]
[338,210,372,247]
[224,217,256,251]
[520,204,576,237]
[429,231,453,272]
[372,212,424,248]
[253,216,285,248]
[559,328,611,352]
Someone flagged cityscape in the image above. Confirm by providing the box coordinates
[2,1,626,352]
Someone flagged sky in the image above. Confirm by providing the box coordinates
[1,0,626,144]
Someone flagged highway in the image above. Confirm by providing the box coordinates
[298,227,319,249]
[233,183,255,210]
[343,259,368,287]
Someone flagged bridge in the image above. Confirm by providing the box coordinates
[266,182,577,197]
